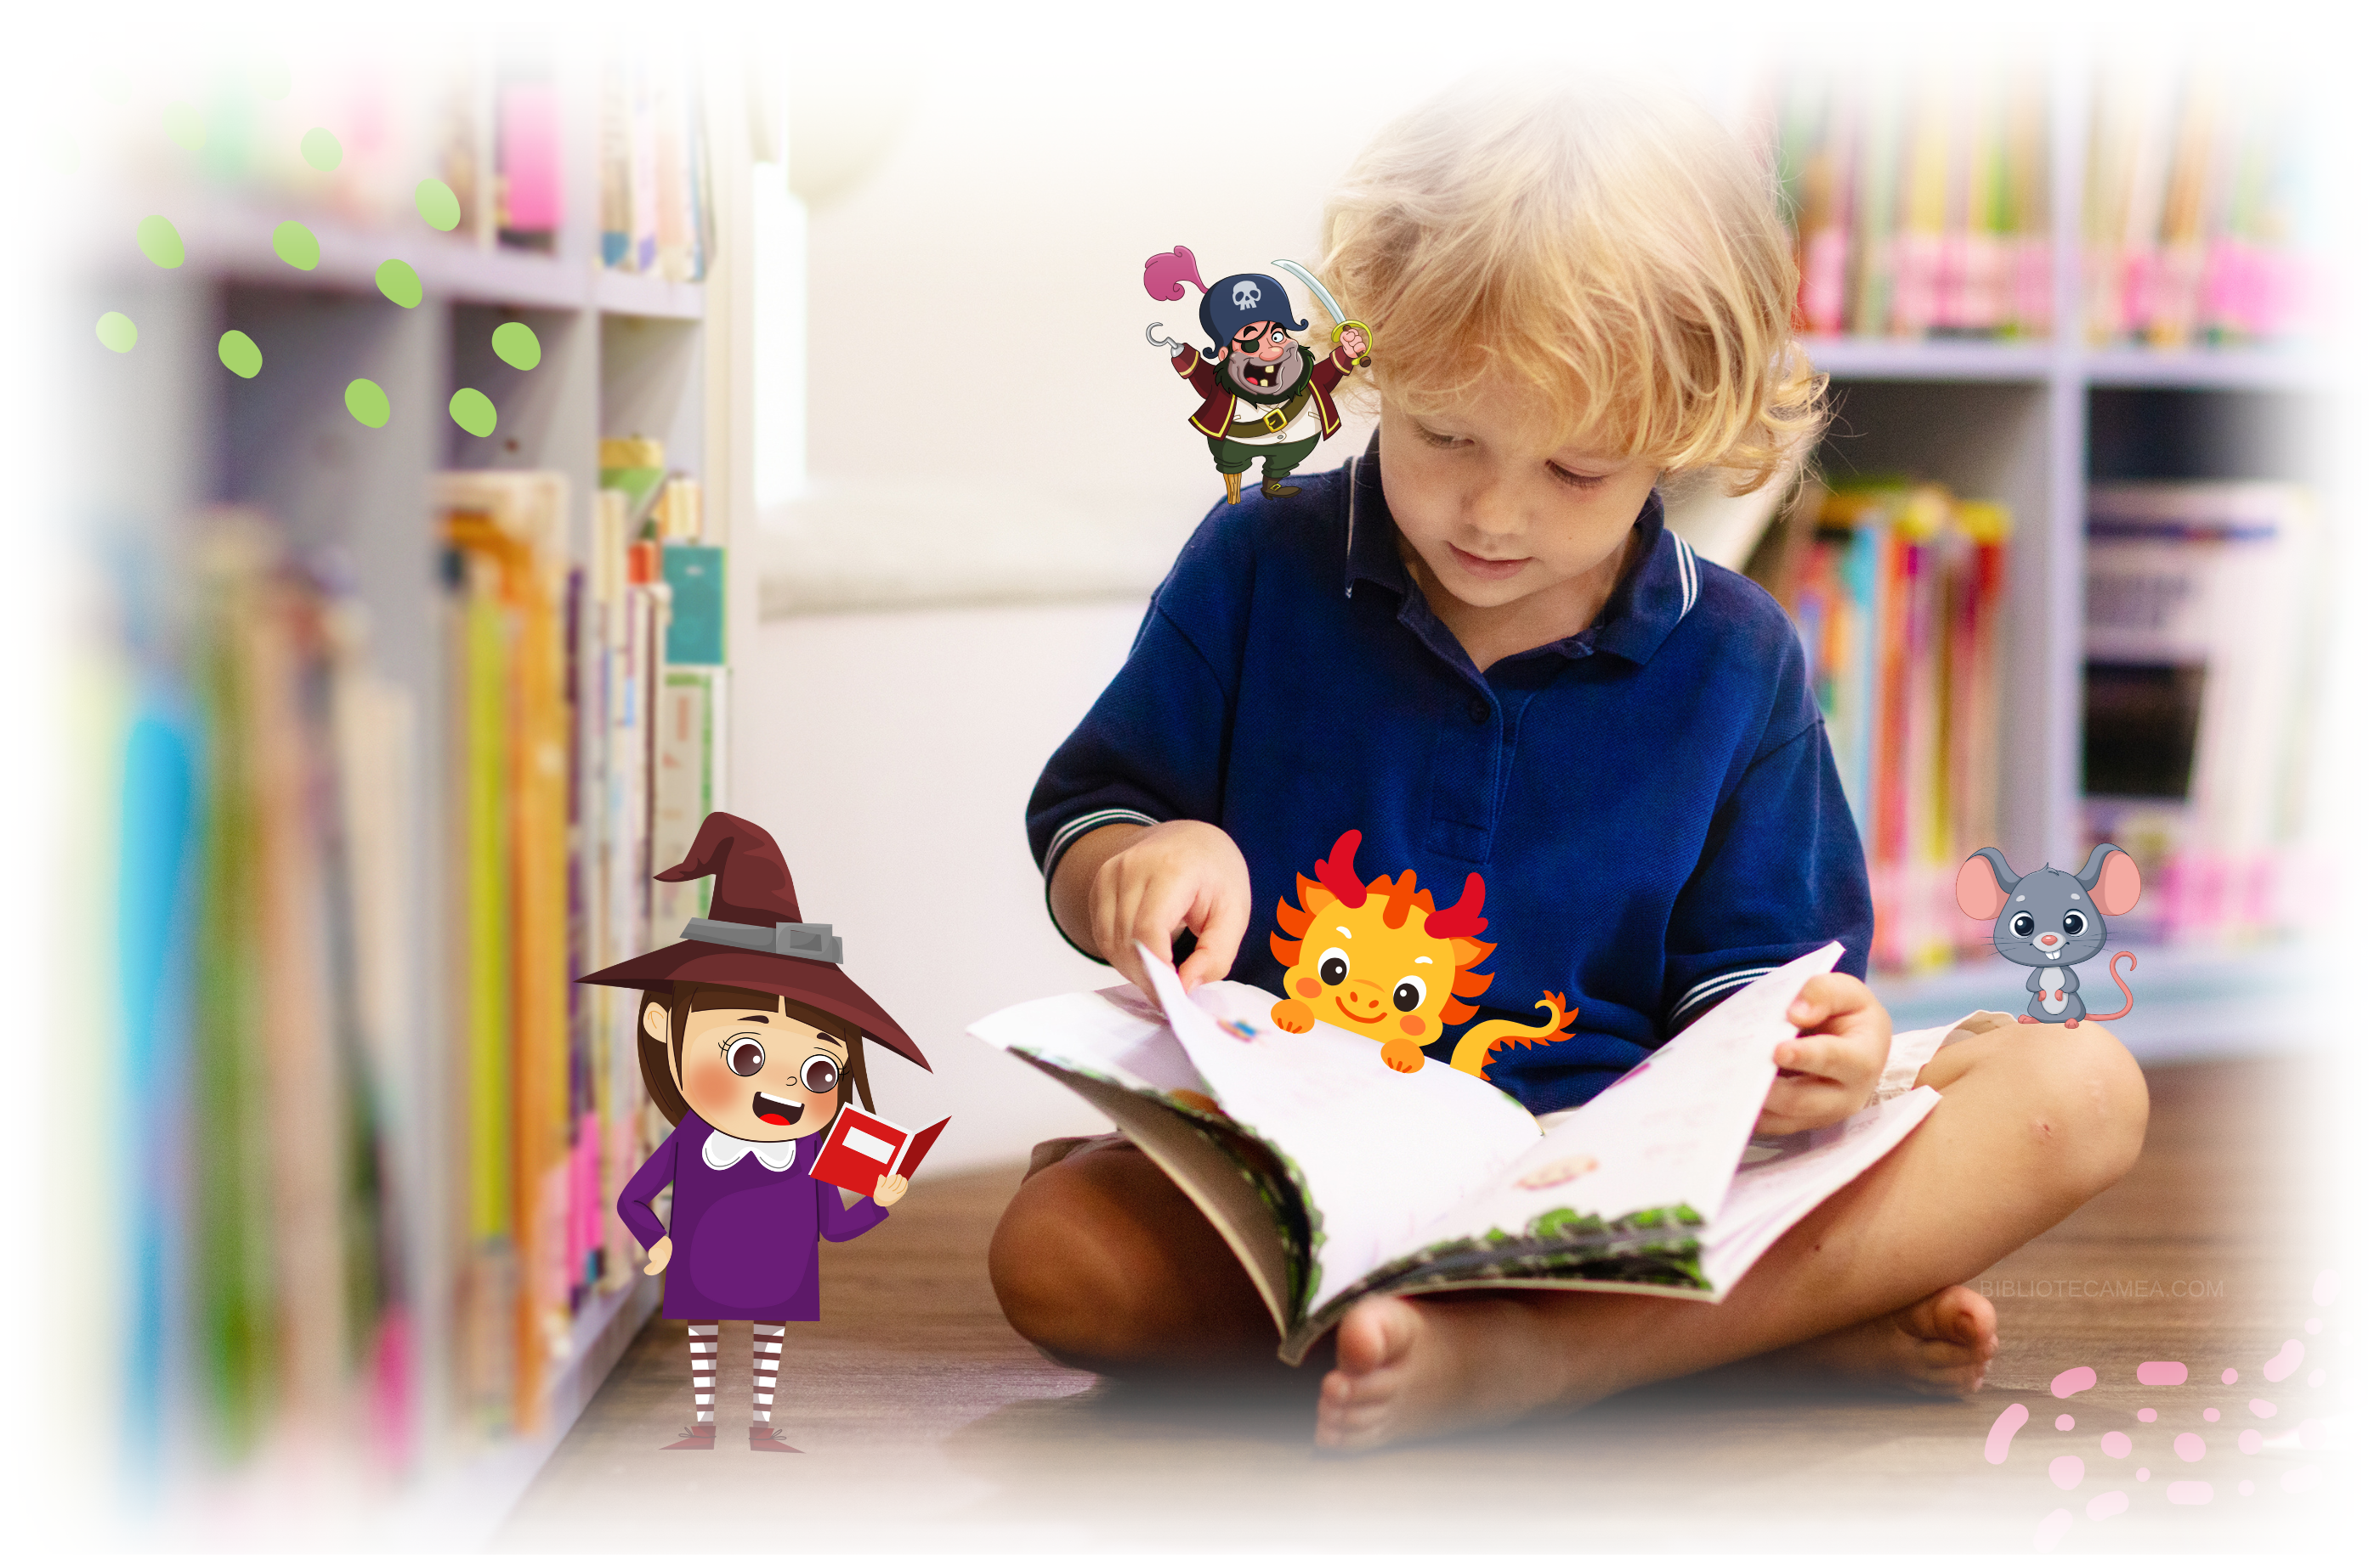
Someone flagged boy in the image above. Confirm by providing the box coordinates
[991,77,2147,1451]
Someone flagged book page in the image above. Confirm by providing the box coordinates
[1136,946,1543,1319]
[1363,945,1844,1285]
[1699,1086,1940,1291]
[968,982,1210,1104]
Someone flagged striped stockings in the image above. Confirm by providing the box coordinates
[685,1322,789,1424]
[752,1324,785,1422]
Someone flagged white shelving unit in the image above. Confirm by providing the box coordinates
[66,48,761,1541]
[1804,80,2331,1056]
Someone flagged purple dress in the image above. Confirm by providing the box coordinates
[618,1118,889,1321]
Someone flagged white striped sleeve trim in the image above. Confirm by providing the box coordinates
[1668,964,1775,1027]
[1040,808,1160,881]
[1669,531,1701,621]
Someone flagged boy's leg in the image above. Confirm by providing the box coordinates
[1318,1018,2149,1450]
[989,1137,1279,1371]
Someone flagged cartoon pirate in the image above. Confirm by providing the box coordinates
[1144,246,1373,504]
[583,810,932,1453]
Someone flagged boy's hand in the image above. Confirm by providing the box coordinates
[1757,973,1890,1135]
[872,1172,909,1208]
[643,1236,672,1276]
[1087,820,1251,1003]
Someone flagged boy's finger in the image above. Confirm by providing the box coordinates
[1179,885,1250,991]
[1784,973,1870,1030]
[1771,1034,1866,1082]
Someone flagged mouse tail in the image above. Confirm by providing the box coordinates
[2088,951,2137,1022]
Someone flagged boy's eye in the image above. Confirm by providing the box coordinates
[1548,463,1606,490]
[800,1054,842,1093]
[1318,950,1350,986]
[1414,425,1463,448]
[1392,977,1427,1013]
[728,1037,767,1077]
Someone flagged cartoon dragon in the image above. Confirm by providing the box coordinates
[1269,829,1578,1077]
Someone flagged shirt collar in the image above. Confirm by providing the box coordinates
[1340,438,1700,667]
[703,1128,801,1172]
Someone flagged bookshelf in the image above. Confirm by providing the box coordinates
[1795,70,2332,1058]
[64,48,758,1543]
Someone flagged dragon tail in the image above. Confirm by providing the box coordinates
[2087,951,2138,1022]
[1449,992,1581,1079]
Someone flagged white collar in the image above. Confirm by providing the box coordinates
[702,1129,799,1172]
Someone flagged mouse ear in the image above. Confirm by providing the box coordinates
[2086,848,2142,917]
[1956,851,2012,918]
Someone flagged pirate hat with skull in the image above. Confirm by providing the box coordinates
[1144,246,1309,360]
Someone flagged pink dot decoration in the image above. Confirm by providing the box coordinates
[2264,1341,2304,1382]
[1985,1402,2029,1465]
[2101,1431,2132,1459]
[2310,1370,2326,1388]
[2241,1479,2256,1495]
[2239,1429,2263,1456]
[2085,1490,2129,1522]
[2175,1432,2206,1462]
[2136,1360,2187,1386]
[2055,1414,2074,1431]
[2306,1318,2322,1334]
[2136,1408,2156,1422]
[2051,1365,2097,1399]
[2049,1454,2086,1490]
[2249,1398,2276,1419]
[2135,1467,2150,1482]
[2221,1368,2239,1384]
[2202,1408,2219,1422]
[2167,1481,2213,1506]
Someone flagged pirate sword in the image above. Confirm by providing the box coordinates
[1272,259,1372,364]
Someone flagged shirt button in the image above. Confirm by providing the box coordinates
[1467,695,1490,724]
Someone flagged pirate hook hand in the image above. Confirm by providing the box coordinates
[643,1235,673,1276]
[872,1172,910,1209]
[1146,322,1182,352]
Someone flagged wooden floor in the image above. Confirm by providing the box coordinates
[496,1059,2347,1552]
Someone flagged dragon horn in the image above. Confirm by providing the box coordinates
[1316,829,1367,909]
[1425,873,1488,940]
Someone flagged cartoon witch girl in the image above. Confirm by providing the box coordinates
[581,811,932,1452]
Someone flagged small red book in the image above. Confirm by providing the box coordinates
[808,1104,950,1197]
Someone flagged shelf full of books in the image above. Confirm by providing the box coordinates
[1761,61,2309,352]
[59,43,749,1541]
[1744,471,2326,981]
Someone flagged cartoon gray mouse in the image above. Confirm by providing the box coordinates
[1955,844,2140,1027]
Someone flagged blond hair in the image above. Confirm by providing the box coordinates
[1318,74,1824,493]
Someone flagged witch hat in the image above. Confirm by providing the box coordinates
[578,811,930,1071]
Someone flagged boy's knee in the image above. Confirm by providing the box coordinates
[2019,1020,2149,1194]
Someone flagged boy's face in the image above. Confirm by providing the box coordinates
[645,1001,849,1142]
[1377,382,1662,621]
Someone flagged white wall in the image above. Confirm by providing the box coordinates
[733,599,1147,1176]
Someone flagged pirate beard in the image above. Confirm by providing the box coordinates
[1220,344,1316,405]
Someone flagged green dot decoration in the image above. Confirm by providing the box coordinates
[345,377,392,428]
[415,178,462,232]
[136,215,184,270]
[218,330,263,379]
[376,259,422,309]
[299,128,342,172]
[272,220,320,270]
[96,313,139,353]
[162,102,205,151]
[490,321,541,371]
[252,57,292,101]
[450,388,498,438]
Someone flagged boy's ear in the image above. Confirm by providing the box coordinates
[642,1002,670,1043]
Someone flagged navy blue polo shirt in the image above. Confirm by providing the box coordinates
[1027,441,1873,1113]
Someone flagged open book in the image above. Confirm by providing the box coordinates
[970,943,1940,1364]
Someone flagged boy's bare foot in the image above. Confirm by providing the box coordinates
[1314,1294,1575,1452]
[1775,1284,1998,1396]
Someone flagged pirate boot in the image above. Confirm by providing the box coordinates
[1261,476,1302,499]
[1224,471,1243,505]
